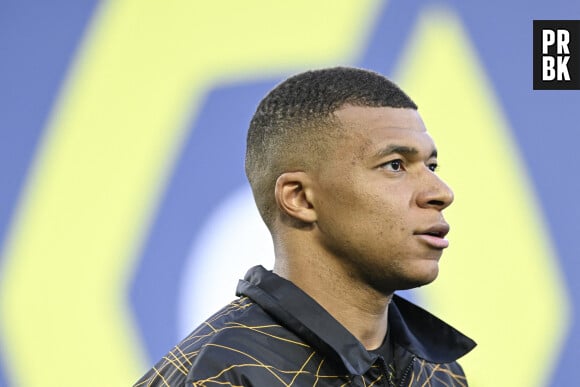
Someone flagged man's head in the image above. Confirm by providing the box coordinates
[246,67,417,227]
[245,67,454,293]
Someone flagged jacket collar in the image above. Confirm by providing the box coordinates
[236,265,475,375]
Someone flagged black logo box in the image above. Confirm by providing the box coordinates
[533,20,580,90]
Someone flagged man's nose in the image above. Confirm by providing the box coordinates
[416,172,454,211]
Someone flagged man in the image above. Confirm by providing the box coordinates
[135,67,476,386]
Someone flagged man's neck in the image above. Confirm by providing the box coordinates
[273,253,392,350]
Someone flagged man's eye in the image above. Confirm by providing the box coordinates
[382,160,403,171]
[428,162,439,172]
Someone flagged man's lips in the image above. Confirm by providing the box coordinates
[414,223,450,249]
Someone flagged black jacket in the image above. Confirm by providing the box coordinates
[135,266,476,386]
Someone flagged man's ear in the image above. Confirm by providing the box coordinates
[274,172,317,224]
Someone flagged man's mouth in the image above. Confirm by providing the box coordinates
[414,223,450,249]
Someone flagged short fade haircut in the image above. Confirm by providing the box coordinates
[245,66,417,228]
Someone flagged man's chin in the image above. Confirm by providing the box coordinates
[380,268,440,293]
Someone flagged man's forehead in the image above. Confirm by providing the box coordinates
[333,104,425,130]
[325,105,438,159]
[361,128,437,158]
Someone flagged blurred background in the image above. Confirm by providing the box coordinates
[1,1,579,386]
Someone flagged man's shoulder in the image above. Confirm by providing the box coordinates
[134,296,312,386]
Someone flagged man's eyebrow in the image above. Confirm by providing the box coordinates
[373,145,438,159]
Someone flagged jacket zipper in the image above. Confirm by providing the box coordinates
[376,356,396,387]
[398,356,415,387]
